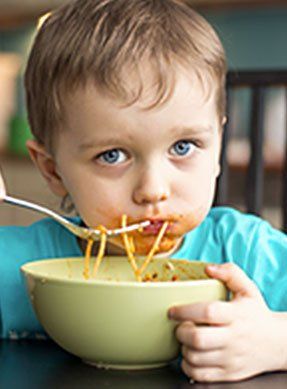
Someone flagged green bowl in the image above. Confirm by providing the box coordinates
[21,257,227,370]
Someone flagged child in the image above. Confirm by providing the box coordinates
[0,0,287,383]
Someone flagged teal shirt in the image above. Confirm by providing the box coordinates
[0,207,286,339]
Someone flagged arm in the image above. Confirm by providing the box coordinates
[168,263,287,383]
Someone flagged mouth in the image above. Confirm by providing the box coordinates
[141,219,173,235]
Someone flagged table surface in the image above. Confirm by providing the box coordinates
[1,340,287,389]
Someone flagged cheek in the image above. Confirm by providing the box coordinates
[60,171,128,228]
[181,204,210,232]
[172,163,217,231]
[174,166,217,206]
[77,190,126,228]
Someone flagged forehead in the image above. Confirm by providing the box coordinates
[63,68,219,132]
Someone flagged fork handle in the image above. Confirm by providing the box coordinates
[3,195,89,239]
[4,195,67,222]
[2,195,150,239]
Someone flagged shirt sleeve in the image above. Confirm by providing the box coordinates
[0,219,81,339]
[244,220,287,311]
[0,226,46,339]
[212,207,287,311]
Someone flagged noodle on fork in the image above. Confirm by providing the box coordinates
[83,238,94,279]
[92,228,108,278]
[121,215,141,282]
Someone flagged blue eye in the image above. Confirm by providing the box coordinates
[170,140,195,157]
[98,149,127,165]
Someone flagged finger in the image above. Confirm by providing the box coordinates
[182,345,224,368]
[181,359,226,383]
[176,322,230,350]
[169,300,233,325]
[205,263,261,299]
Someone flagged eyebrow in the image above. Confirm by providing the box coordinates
[170,125,214,136]
[77,125,214,151]
[78,137,125,151]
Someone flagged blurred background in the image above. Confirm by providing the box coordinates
[0,0,286,227]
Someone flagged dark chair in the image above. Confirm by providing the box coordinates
[214,70,287,233]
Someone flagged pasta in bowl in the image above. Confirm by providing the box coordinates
[21,257,227,370]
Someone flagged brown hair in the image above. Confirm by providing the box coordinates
[25,0,227,152]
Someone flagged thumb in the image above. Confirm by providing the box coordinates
[205,263,261,299]
[0,171,6,201]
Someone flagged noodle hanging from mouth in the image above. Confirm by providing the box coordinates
[83,216,169,281]
[138,221,169,275]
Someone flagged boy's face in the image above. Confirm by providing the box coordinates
[44,71,222,255]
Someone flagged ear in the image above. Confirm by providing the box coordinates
[26,139,68,197]
[222,116,227,126]
[215,160,221,178]
[214,117,226,178]
[0,169,6,200]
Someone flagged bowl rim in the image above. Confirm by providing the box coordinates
[21,257,223,288]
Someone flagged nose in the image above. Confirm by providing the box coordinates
[132,165,170,206]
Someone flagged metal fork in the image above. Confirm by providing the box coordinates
[2,195,150,241]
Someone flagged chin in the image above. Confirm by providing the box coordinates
[108,228,183,257]
[133,236,180,256]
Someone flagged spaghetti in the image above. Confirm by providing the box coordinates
[121,215,141,281]
[83,238,94,280]
[83,216,169,281]
[138,221,169,275]
[92,230,107,278]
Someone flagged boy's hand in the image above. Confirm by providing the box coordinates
[0,170,6,200]
[168,263,286,383]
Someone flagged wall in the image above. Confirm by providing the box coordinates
[203,6,287,69]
